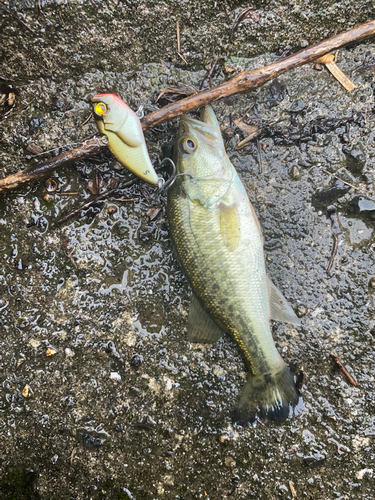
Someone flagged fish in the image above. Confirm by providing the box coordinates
[92,93,159,185]
[167,105,302,424]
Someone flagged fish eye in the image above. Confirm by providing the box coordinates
[181,138,197,154]
[94,102,107,115]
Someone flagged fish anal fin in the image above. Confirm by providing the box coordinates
[219,202,241,252]
[267,276,301,326]
[188,295,224,343]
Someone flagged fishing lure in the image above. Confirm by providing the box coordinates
[92,94,158,185]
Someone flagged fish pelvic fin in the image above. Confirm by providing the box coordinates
[233,364,302,425]
[188,294,224,343]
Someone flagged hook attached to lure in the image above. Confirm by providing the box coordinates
[92,93,159,185]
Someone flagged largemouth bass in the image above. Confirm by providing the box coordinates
[167,106,301,424]
[92,93,159,185]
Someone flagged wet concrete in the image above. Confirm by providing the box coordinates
[1,2,375,500]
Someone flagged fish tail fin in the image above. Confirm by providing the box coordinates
[233,364,302,425]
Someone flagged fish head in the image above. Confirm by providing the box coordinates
[175,105,226,179]
[174,106,233,206]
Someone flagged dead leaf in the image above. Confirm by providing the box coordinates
[231,7,260,35]
[233,117,259,136]
[87,171,105,194]
[155,86,196,105]
[146,207,162,221]
[26,143,43,155]
[46,347,57,356]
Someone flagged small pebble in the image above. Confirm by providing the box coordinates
[225,456,236,468]
[291,165,300,180]
[29,339,40,349]
[313,63,324,71]
[219,434,229,443]
[130,354,143,367]
[22,385,31,397]
[46,347,57,356]
[223,127,235,139]
[297,305,307,317]
[110,372,121,381]
[45,178,58,192]
[369,277,375,289]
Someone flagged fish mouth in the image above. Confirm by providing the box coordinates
[178,108,220,141]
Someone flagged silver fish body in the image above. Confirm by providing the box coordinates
[167,106,301,424]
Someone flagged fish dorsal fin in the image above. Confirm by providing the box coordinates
[219,202,241,252]
[267,276,301,326]
[188,294,224,343]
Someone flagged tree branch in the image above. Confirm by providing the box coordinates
[1,19,375,193]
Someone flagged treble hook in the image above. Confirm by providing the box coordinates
[153,158,177,197]
[153,158,195,198]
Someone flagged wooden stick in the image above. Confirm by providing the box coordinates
[0,137,106,192]
[176,22,181,53]
[1,20,375,193]
[142,20,375,128]
[330,352,357,386]
[315,53,356,91]
[321,168,373,195]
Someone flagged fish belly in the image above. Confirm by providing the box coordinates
[168,174,283,376]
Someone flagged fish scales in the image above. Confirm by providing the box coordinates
[167,106,301,424]
[168,183,282,375]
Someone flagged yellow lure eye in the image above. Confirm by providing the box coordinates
[94,102,107,115]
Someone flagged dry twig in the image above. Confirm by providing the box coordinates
[321,168,372,196]
[326,205,341,275]
[330,352,357,386]
[80,112,93,127]
[176,22,181,53]
[1,20,375,193]
[315,53,356,91]
[289,482,297,498]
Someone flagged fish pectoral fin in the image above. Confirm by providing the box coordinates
[267,276,301,326]
[188,295,224,343]
[219,202,241,252]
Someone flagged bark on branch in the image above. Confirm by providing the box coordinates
[1,19,375,193]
